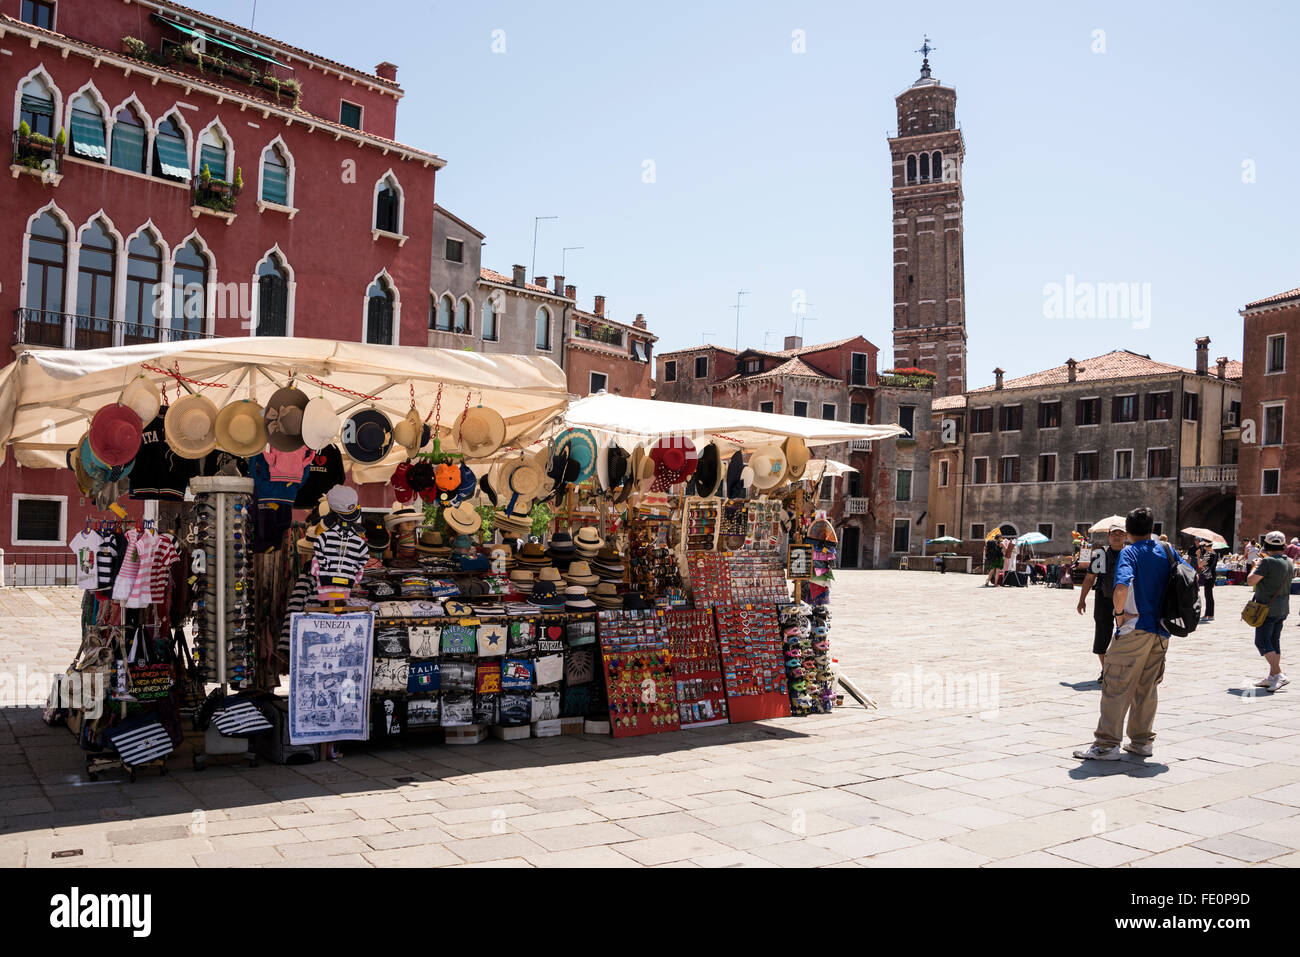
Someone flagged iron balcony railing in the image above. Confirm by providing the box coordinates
[13,308,212,349]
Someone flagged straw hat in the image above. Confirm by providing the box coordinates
[499,458,543,512]
[89,403,144,466]
[628,446,655,495]
[443,501,482,536]
[783,436,811,481]
[538,566,563,584]
[392,408,424,459]
[563,561,600,586]
[574,527,603,554]
[68,438,94,495]
[385,501,422,531]
[508,567,535,586]
[416,528,449,554]
[748,443,788,491]
[215,399,269,457]
[164,394,219,460]
[453,405,506,459]
[342,409,393,464]
[120,377,161,424]
[564,585,596,610]
[592,582,623,607]
[263,386,309,452]
[300,397,340,451]
[518,542,549,565]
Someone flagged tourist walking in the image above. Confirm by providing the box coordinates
[1003,536,1019,586]
[1074,507,1190,760]
[1247,531,1294,692]
[985,534,1003,586]
[1077,523,1128,682]
[1197,540,1218,623]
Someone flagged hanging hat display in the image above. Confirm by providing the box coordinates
[649,436,698,492]
[606,445,630,498]
[390,461,415,503]
[164,393,219,460]
[748,443,788,491]
[120,377,161,425]
[453,405,506,459]
[300,396,341,451]
[443,500,482,536]
[783,436,811,482]
[342,409,393,464]
[500,457,543,514]
[552,428,598,484]
[215,399,270,457]
[263,385,309,453]
[693,443,722,498]
[434,462,462,493]
[392,408,424,459]
[452,463,478,504]
[88,403,144,467]
[68,439,94,496]
[594,434,612,491]
[725,449,746,498]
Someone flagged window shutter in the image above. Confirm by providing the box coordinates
[153,134,191,181]
[257,274,287,337]
[262,161,288,205]
[70,109,107,161]
[367,296,393,344]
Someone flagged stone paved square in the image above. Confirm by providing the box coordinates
[2,572,1297,867]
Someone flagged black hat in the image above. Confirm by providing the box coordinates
[606,446,630,495]
[622,589,650,611]
[725,449,746,498]
[343,409,393,464]
[694,443,721,498]
[479,469,498,506]
[527,581,563,606]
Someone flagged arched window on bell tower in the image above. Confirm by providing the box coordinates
[932,151,943,181]
[919,152,930,182]
[906,154,917,184]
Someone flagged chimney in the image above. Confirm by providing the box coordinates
[593,295,605,318]
[1216,356,1228,380]
[534,276,548,289]
[1066,358,1078,383]
[784,335,803,350]
[993,367,1005,390]
[553,275,564,296]
[1195,336,1210,375]
[375,62,398,82]
[511,265,526,287]
[634,314,646,329]
[565,284,576,300]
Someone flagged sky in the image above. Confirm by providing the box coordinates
[195,0,1298,384]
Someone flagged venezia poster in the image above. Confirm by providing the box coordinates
[289,612,373,744]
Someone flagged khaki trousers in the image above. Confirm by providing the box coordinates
[1094,628,1167,749]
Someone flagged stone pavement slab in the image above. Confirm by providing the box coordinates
[2,573,1297,867]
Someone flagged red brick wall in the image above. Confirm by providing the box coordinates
[1239,302,1300,537]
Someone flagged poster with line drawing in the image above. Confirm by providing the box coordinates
[289,612,372,744]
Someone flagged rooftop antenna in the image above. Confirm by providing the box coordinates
[561,246,584,274]
[800,313,819,341]
[251,0,257,28]
[530,216,557,278]
[733,290,749,349]
[763,331,780,350]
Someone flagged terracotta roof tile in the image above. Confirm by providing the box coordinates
[968,350,1197,393]
[775,336,863,357]
[719,356,836,383]
[479,268,566,297]
[1243,287,1300,310]
[931,394,967,411]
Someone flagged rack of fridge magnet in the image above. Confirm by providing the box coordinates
[5,338,897,776]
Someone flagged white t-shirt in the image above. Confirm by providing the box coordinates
[69,530,102,589]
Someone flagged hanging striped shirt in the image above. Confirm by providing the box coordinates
[313,525,369,593]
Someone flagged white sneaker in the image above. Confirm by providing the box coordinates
[1123,742,1153,757]
[1269,675,1290,692]
[1255,675,1275,688]
[1073,744,1122,761]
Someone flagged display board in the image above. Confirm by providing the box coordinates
[714,604,790,723]
[288,611,373,744]
[689,551,789,606]
[596,609,680,737]
[663,608,728,728]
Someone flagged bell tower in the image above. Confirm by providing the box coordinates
[888,40,967,398]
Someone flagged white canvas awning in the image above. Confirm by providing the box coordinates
[562,393,907,450]
[0,338,571,468]
[800,459,858,482]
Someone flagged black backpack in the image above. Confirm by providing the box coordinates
[1156,543,1201,637]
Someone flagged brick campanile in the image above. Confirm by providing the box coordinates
[888,46,967,398]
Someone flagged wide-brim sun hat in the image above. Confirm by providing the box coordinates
[120,377,161,425]
[385,502,422,531]
[783,436,811,481]
[68,438,94,494]
[607,445,630,498]
[693,443,722,497]
[89,403,144,466]
[563,561,600,586]
[553,428,598,484]
[594,434,611,491]
[444,501,482,536]
[343,409,393,464]
[538,566,563,583]
[164,393,219,460]
[300,396,341,450]
[215,399,270,456]
[748,443,788,491]
[263,386,309,452]
[392,408,424,459]
[574,526,603,552]
[453,405,507,459]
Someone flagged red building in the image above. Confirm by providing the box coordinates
[2,0,444,557]
[1238,286,1300,540]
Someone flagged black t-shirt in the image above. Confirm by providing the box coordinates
[294,445,347,508]
[1089,546,1123,605]
[129,409,201,500]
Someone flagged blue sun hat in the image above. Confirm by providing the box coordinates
[552,428,598,484]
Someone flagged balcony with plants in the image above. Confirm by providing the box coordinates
[878,367,937,389]
[11,123,64,183]
[192,164,242,222]
[121,35,303,111]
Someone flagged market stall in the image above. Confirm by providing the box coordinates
[4,340,905,777]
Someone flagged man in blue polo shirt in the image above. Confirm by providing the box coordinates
[1074,506,1189,760]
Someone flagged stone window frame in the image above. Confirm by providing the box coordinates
[792,400,809,417]
[759,400,774,414]
[589,371,608,394]
[971,456,990,485]
[1145,446,1172,479]
[1112,393,1139,424]
[937,458,950,487]
[1265,333,1286,375]
[1261,401,1285,447]
[11,492,67,546]
[694,354,708,379]
[969,405,993,434]
[1114,448,1134,481]
[970,523,986,541]
[892,519,910,554]
[1037,399,1062,430]
[895,468,912,502]
[1262,468,1281,496]
[997,403,1023,433]
[663,360,677,382]
[821,402,837,421]
[1038,523,1054,541]
[1073,450,1100,481]
[1076,396,1101,427]
[998,455,1020,484]
[1037,452,1057,483]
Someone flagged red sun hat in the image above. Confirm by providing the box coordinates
[649,436,697,491]
[88,403,144,466]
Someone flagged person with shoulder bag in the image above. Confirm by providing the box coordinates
[1245,530,1294,692]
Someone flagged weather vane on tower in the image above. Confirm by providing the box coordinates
[916,35,935,78]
